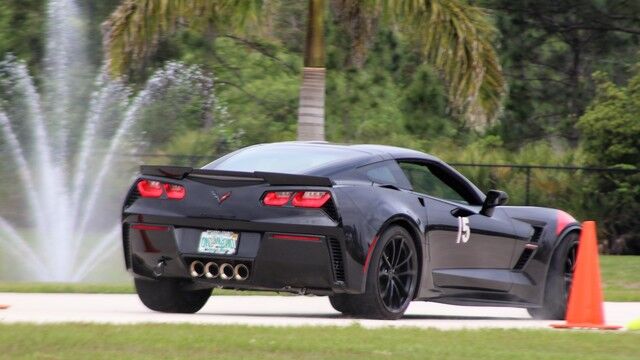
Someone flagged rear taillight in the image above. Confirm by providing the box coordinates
[137,180,163,198]
[262,191,293,206]
[262,191,331,208]
[164,183,186,200]
[291,191,331,208]
[137,179,185,200]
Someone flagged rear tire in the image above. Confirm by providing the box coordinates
[135,278,211,313]
[528,231,579,320]
[328,294,356,315]
[352,226,419,320]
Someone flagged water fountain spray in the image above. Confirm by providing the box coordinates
[0,0,214,281]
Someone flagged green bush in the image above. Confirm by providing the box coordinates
[577,70,640,254]
[432,138,591,217]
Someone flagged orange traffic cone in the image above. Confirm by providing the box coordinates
[551,221,621,330]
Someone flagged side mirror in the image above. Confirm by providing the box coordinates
[480,190,508,217]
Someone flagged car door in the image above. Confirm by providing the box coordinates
[396,160,519,292]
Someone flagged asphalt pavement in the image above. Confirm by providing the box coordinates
[0,293,637,330]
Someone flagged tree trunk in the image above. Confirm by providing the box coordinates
[202,21,216,129]
[297,0,326,141]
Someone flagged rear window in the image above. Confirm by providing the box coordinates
[358,160,412,189]
[205,145,358,173]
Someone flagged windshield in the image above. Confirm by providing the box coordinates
[205,145,361,173]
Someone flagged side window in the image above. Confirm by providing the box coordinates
[398,162,468,204]
[359,160,411,189]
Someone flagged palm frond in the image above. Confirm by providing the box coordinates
[383,0,506,126]
[103,0,264,77]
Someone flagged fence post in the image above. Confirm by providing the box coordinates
[525,166,531,205]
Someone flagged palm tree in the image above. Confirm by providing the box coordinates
[298,0,326,140]
[103,0,505,141]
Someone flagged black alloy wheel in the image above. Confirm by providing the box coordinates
[378,234,418,312]
[563,240,578,304]
[353,226,419,319]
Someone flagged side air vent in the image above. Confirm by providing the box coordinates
[512,226,544,271]
[122,224,131,269]
[323,200,340,222]
[513,248,534,271]
[531,226,544,243]
[124,185,141,208]
[328,237,345,282]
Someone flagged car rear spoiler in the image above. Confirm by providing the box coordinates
[140,165,334,187]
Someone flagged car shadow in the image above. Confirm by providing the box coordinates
[196,312,528,321]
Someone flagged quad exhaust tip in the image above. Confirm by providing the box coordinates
[189,261,205,277]
[190,261,249,281]
[234,263,249,281]
[219,263,235,280]
[204,262,220,279]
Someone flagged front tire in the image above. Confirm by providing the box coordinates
[528,231,579,320]
[352,226,419,320]
[135,278,211,313]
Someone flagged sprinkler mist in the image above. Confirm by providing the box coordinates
[0,0,214,281]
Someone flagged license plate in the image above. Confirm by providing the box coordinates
[198,230,239,255]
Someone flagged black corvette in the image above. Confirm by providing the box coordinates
[122,142,580,320]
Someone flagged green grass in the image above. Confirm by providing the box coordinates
[0,323,637,359]
[600,256,640,302]
[0,282,135,294]
[0,255,638,300]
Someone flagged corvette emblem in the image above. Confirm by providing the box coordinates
[211,190,232,204]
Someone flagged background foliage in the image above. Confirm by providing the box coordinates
[0,0,639,252]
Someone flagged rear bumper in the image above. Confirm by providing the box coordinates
[122,214,352,294]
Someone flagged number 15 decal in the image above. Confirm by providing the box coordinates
[457,217,470,243]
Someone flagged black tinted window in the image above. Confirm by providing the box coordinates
[398,162,468,204]
[206,145,363,173]
[359,161,411,188]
